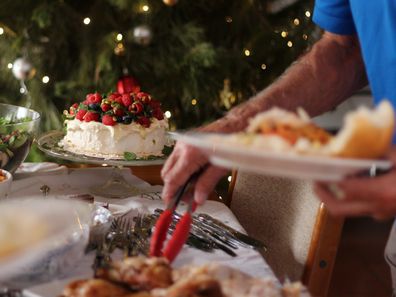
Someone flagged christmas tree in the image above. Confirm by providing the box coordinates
[0,0,317,134]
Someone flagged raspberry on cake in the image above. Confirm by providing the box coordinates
[60,91,168,159]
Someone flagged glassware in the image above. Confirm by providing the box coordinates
[0,103,40,173]
[37,130,165,198]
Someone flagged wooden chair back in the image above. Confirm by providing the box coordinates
[227,170,344,297]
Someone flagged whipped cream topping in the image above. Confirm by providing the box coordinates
[60,118,168,159]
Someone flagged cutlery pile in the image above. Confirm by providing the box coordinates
[89,208,267,273]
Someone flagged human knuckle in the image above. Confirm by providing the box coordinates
[183,145,197,156]
[160,166,168,176]
[162,171,175,182]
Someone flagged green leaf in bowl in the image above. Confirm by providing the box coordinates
[9,133,28,149]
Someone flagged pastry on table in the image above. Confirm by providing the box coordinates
[96,256,173,291]
[63,256,307,297]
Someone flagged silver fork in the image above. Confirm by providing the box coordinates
[114,216,134,256]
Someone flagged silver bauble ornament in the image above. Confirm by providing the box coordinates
[12,58,35,80]
[163,0,178,6]
[133,25,152,46]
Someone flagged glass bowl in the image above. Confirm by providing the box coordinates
[0,169,12,199]
[0,198,98,288]
[0,103,40,173]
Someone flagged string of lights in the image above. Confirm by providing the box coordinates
[0,0,316,131]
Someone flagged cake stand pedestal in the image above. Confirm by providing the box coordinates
[37,130,166,198]
[89,166,147,198]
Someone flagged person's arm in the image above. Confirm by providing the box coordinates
[201,31,368,133]
[162,31,368,204]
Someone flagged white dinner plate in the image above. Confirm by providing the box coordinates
[172,132,393,181]
[0,198,93,286]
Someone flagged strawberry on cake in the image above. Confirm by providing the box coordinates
[59,91,168,159]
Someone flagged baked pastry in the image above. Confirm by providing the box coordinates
[156,274,223,297]
[63,279,130,297]
[170,263,283,297]
[97,256,173,291]
[63,257,306,297]
[60,92,168,159]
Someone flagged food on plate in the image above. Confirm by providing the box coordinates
[158,274,223,297]
[96,256,173,290]
[63,279,130,297]
[0,209,48,259]
[62,256,306,297]
[226,100,394,159]
[0,169,11,199]
[59,91,169,159]
[0,170,6,182]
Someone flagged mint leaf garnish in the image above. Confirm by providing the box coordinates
[124,152,137,160]
[162,145,173,156]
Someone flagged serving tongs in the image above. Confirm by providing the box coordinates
[154,209,267,251]
[149,168,204,262]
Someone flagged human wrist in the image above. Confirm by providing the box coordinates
[197,88,277,133]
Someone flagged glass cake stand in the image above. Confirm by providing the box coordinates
[37,130,167,198]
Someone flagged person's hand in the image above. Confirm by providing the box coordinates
[161,141,228,205]
[314,148,396,220]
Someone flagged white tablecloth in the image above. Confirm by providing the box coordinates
[7,163,276,296]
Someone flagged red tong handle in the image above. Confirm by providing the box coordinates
[149,209,173,257]
[163,212,193,262]
[191,201,198,212]
[150,166,205,261]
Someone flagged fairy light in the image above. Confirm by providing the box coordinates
[302,34,308,40]
[225,16,233,23]
[281,31,288,38]
[261,63,267,70]
[165,111,172,118]
[244,49,251,56]
[191,99,197,105]
[0,27,4,35]
[142,5,150,12]
[293,18,300,26]
[287,41,293,47]
[20,87,25,94]
[83,17,91,25]
[116,33,123,41]
[42,76,50,84]
[305,10,311,18]
[227,176,232,182]
[7,63,12,69]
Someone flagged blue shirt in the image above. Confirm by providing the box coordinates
[313,1,396,108]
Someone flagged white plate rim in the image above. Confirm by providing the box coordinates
[170,132,392,176]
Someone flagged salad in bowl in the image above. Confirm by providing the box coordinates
[0,103,40,173]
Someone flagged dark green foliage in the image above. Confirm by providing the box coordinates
[0,0,316,134]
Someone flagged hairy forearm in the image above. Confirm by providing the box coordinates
[202,32,368,133]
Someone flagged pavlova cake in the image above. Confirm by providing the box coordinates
[60,91,168,159]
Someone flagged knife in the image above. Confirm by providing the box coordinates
[197,213,267,251]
